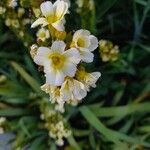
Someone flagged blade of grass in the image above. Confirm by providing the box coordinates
[30,136,46,150]
[67,135,82,150]
[98,0,118,19]
[138,126,150,133]
[80,106,150,147]
[135,0,147,6]
[0,108,32,116]
[88,102,150,117]
[10,61,43,95]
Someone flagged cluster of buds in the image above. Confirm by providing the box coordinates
[7,0,18,8]
[30,0,101,113]
[0,6,6,15]
[0,1,30,27]
[40,102,71,146]
[99,40,119,62]
[0,0,40,47]
[76,0,94,12]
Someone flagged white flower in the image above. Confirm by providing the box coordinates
[34,41,81,86]
[36,28,50,41]
[71,29,98,63]
[31,0,69,31]
[76,69,101,91]
[60,77,87,103]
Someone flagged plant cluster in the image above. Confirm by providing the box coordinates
[0,0,150,150]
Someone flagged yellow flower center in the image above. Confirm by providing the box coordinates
[76,69,87,81]
[39,31,46,38]
[54,87,61,97]
[49,53,65,69]
[47,15,58,24]
[77,38,86,47]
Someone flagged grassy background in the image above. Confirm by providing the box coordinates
[0,0,150,149]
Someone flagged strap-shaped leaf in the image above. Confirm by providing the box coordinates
[80,106,150,147]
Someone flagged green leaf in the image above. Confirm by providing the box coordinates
[138,126,150,133]
[135,0,147,6]
[67,135,82,150]
[10,61,43,95]
[1,97,29,104]
[88,102,150,117]
[30,136,46,150]
[97,0,118,18]
[0,80,29,98]
[0,108,32,116]
[80,106,150,147]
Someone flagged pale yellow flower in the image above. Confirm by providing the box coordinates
[76,68,101,91]
[34,41,81,86]
[36,28,50,41]
[71,29,98,63]
[60,77,87,103]
[31,0,69,31]
[99,40,119,62]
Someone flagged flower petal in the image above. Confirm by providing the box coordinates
[51,41,66,53]
[79,48,94,63]
[62,62,77,77]
[55,70,65,86]
[43,60,53,73]
[54,0,68,20]
[52,19,65,31]
[88,35,98,51]
[63,48,81,64]
[73,80,87,100]
[34,47,50,65]
[40,1,54,18]
[91,72,101,80]
[31,18,48,28]
[73,29,90,40]
[44,61,65,86]
[60,80,72,101]
[87,72,101,88]
[45,69,57,85]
